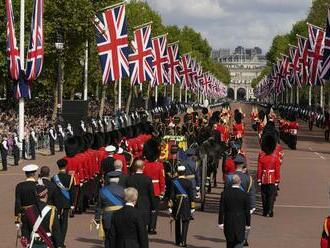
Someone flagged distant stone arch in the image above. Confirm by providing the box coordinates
[227,88,235,99]
[237,88,247,101]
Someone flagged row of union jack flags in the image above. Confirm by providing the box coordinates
[5,0,44,98]
[94,3,226,98]
[254,9,330,99]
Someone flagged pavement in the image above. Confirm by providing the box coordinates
[1,103,330,248]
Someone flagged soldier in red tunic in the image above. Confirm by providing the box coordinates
[321,216,330,248]
[257,133,281,217]
[142,138,165,234]
[233,111,245,143]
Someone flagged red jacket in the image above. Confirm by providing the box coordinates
[233,123,244,137]
[113,153,128,174]
[257,151,281,184]
[143,160,165,196]
[321,216,330,248]
[224,158,236,178]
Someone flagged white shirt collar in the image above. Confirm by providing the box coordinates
[125,202,135,207]
[232,185,240,189]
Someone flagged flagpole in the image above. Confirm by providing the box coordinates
[118,78,122,110]
[164,85,167,97]
[18,0,25,143]
[179,85,182,103]
[320,85,324,109]
[185,87,188,103]
[290,88,293,104]
[309,85,312,106]
[171,84,174,102]
[84,40,88,101]
[155,86,158,105]
[296,86,299,105]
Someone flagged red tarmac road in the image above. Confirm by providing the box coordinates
[1,103,330,248]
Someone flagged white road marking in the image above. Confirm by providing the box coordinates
[275,204,329,209]
[314,152,326,160]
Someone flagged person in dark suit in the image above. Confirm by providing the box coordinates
[219,174,251,248]
[169,165,195,247]
[38,166,58,207]
[51,159,75,247]
[110,187,149,248]
[125,160,155,228]
[100,146,116,177]
[29,128,37,160]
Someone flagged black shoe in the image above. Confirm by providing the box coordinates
[269,211,274,217]
[148,230,157,235]
[262,212,267,217]
[181,242,187,247]
[244,240,249,246]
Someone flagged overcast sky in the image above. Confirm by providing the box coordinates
[146,0,312,54]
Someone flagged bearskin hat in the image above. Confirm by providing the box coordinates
[143,138,161,162]
[202,107,209,115]
[65,136,80,157]
[261,134,277,155]
[258,110,265,121]
[234,112,242,124]
[83,133,94,149]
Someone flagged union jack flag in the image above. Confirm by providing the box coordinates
[308,23,325,85]
[5,0,21,81]
[26,0,44,81]
[94,3,130,84]
[280,55,291,88]
[129,24,154,85]
[297,35,310,85]
[167,42,181,85]
[321,9,330,80]
[289,45,301,87]
[179,53,192,89]
[201,72,211,94]
[151,34,169,87]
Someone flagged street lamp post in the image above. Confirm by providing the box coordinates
[55,32,64,121]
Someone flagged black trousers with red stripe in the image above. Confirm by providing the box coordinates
[261,184,277,215]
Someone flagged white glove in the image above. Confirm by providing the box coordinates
[196,192,201,199]
[245,226,251,230]
[275,183,279,187]
[196,186,200,191]
[168,208,172,214]
[258,182,261,186]
[218,224,224,230]
[250,208,256,215]
[191,209,195,214]
[16,223,21,230]
[70,206,75,210]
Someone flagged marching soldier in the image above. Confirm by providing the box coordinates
[257,133,281,217]
[15,164,39,240]
[178,148,201,198]
[143,138,166,234]
[24,184,62,248]
[49,125,57,155]
[29,127,37,160]
[66,123,74,137]
[94,171,125,248]
[1,136,8,171]
[38,166,58,207]
[58,124,65,152]
[91,119,98,133]
[169,165,194,247]
[79,120,87,135]
[52,159,75,247]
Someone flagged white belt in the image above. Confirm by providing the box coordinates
[34,232,51,238]
[152,180,159,183]
[263,169,275,172]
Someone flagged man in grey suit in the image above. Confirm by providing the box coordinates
[219,175,251,248]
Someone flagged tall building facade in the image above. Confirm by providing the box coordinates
[212,46,266,100]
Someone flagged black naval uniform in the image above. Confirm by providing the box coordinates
[95,182,125,248]
[25,201,62,248]
[15,179,38,238]
[51,171,75,246]
[170,176,194,247]
[39,177,58,207]
[13,135,20,166]
[110,203,149,248]
[1,139,8,171]
[58,126,65,152]
[125,172,155,228]
[29,130,37,160]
